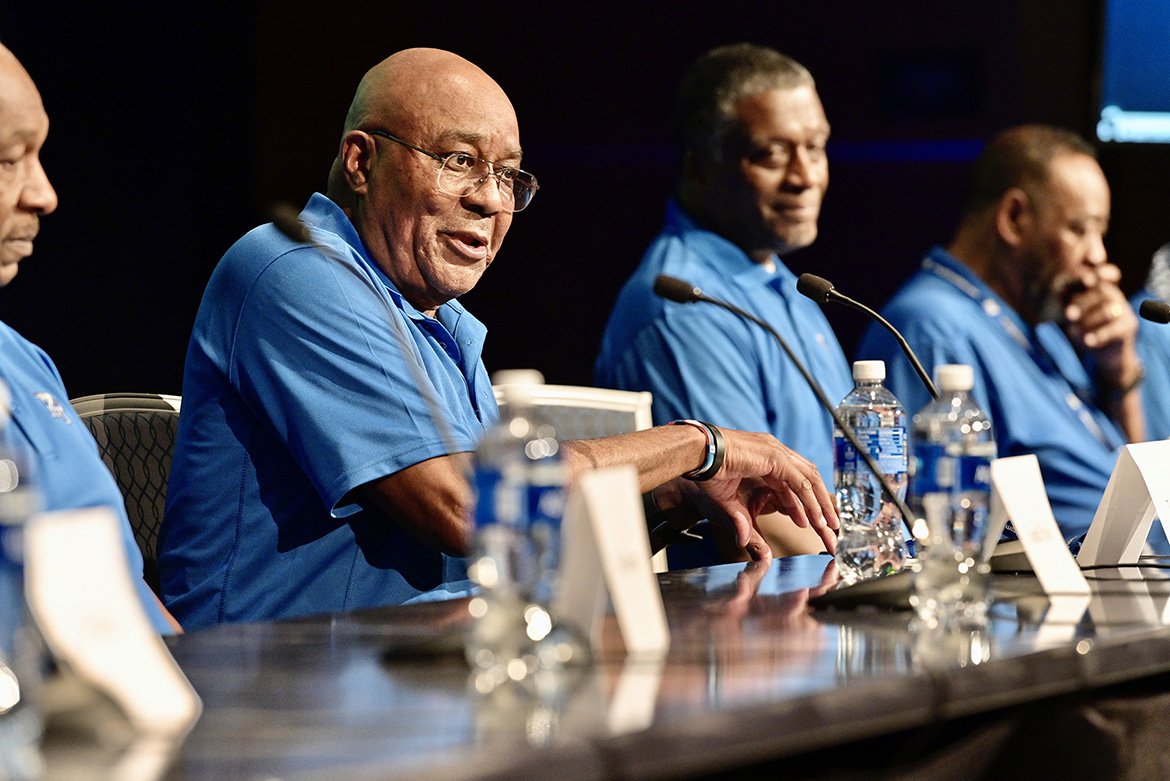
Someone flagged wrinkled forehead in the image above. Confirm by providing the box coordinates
[379,67,521,157]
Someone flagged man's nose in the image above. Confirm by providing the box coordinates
[20,156,57,215]
[462,171,508,215]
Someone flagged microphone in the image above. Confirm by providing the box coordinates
[653,275,704,304]
[1140,299,1170,324]
[797,273,940,400]
[653,274,917,539]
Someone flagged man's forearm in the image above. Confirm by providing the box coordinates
[560,425,709,492]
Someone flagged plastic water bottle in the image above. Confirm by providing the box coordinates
[834,360,908,585]
[466,370,576,686]
[0,380,46,781]
[908,364,996,626]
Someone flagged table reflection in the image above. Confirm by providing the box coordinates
[37,554,1170,781]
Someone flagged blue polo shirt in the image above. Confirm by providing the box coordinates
[160,194,496,629]
[595,200,852,483]
[0,322,172,634]
[1131,286,1170,441]
[857,247,1126,542]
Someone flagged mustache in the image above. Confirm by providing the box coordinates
[5,217,41,241]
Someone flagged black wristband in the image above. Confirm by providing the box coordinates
[686,421,725,481]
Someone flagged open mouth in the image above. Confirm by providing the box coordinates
[441,231,489,260]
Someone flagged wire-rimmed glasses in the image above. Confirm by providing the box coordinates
[365,129,538,212]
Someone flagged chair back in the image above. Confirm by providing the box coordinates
[493,384,653,440]
[69,393,181,596]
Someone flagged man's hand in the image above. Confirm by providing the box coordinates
[1062,262,1142,387]
[695,428,839,557]
[1061,261,1147,443]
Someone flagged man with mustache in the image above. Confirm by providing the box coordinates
[858,125,1145,543]
[0,42,177,633]
[160,48,839,629]
[596,44,850,560]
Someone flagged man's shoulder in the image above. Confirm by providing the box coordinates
[880,269,982,328]
[0,320,60,382]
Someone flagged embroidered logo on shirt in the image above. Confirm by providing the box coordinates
[35,392,71,424]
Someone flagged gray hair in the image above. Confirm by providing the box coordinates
[676,43,814,164]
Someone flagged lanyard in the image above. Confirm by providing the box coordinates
[921,255,1121,451]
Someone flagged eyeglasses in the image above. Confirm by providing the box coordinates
[365,129,538,213]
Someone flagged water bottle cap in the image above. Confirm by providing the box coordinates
[491,369,545,405]
[852,360,885,381]
[934,364,974,392]
[491,369,545,387]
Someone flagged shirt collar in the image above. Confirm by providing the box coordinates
[298,193,475,329]
[665,198,794,289]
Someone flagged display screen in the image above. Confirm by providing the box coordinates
[1096,0,1170,143]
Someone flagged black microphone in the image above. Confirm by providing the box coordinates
[653,275,704,304]
[797,273,940,400]
[653,274,916,538]
[1140,299,1170,324]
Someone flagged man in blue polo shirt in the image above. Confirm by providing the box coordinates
[160,48,840,629]
[596,44,852,561]
[0,43,176,634]
[858,126,1146,544]
[1131,243,1170,440]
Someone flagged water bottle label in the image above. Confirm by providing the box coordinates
[474,467,517,528]
[956,454,992,493]
[837,426,906,474]
[528,483,565,528]
[474,467,565,530]
[912,443,952,494]
[912,447,991,496]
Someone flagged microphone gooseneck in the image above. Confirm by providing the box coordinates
[797,273,940,400]
[653,274,916,538]
[1139,299,1170,325]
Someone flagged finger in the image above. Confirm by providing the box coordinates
[771,482,812,528]
[787,466,838,531]
[1081,304,1136,348]
[743,527,773,564]
[1097,263,1122,284]
[813,517,838,555]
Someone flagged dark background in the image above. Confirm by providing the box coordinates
[0,1,1167,398]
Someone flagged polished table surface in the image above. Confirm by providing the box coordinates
[46,555,1170,779]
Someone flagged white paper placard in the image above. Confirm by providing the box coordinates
[1034,595,1090,646]
[606,657,664,734]
[985,455,1089,595]
[554,466,669,657]
[24,507,201,737]
[1077,441,1170,566]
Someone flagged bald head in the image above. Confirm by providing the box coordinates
[0,43,57,286]
[328,49,518,202]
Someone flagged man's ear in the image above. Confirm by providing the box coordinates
[995,187,1033,249]
[340,130,374,195]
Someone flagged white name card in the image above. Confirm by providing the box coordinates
[24,507,201,737]
[986,455,1089,595]
[1077,441,1170,567]
[554,466,669,658]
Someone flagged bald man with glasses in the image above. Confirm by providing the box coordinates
[159,48,839,629]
